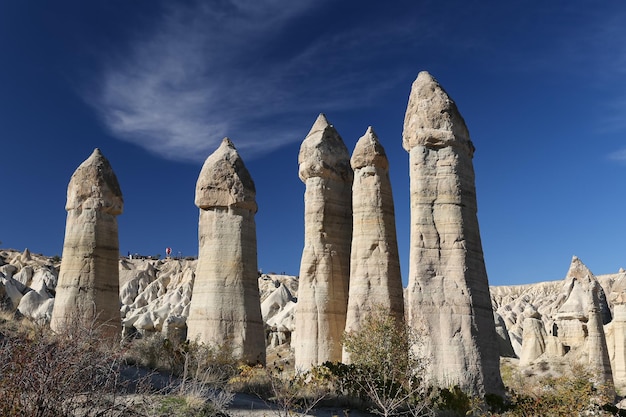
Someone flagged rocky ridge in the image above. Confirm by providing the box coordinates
[4,248,626,392]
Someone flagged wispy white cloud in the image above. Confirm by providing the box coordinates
[89,0,412,163]
[607,148,626,162]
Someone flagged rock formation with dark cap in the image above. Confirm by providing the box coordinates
[294,114,352,370]
[51,148,123,336]
[187,138,265,365]
[343,126,404,363]
[402,71,503,395]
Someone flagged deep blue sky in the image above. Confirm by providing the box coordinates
[1,1,625,286]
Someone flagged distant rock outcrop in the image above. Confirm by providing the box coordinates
[7,245,626,398]
[50,149,123,337]
[493,257,621,392]
[344,126,404,363]
[519,314,548,366]
[294,114,352,370]
[186,138,266,365]
[553,257,612,349]
[402,71,503,395]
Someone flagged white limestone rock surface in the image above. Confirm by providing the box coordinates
[50,149,123,337]
[403,71,503,395]
[187,138,265,365]
[344,126,404,363]
[294,114,352,370]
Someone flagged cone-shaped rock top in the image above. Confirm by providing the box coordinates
[195,138,257,212]
[66,148,123,215]
[566,256,594,282]
[351,126,389,171]
[556,256,611,324]
[298,114,352,183]
[403,71,474,156]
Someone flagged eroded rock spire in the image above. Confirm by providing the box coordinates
[294,114,352,370]
[403,72,503,395]
[187,138,265,365]
[51,148,123,336]
[343,126,404,363]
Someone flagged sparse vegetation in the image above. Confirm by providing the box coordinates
[315,307,434,417]
[501,361,616,417]
[1,293,625,417]
[0,313,129,416]
[4,249,626,417]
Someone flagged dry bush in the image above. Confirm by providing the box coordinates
[326,308,434,417]
[124,334,235,378]
[124,335,237,416]
[0,314,239,417]
[239,364,329,417]
[110,352,236,417]
[0,316,131,417]
[501,361,615,417]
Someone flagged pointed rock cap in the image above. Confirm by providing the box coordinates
[565,256,595,283]
[195,138,257,213]
[298,114,352,183]
[610,268,626,304]
[21,248,32,262]
[66,148,123,215]
[351,126,389,171]
[557,256,611,324]
[402,71,474,156]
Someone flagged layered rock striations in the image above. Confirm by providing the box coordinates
[50,149,123,336]
[294,114,353,370]
[604,270,626,391]
[343,126,404,363]
[553,256,611,349]
[403,71,503,395]
[586,280,615,397]
[187,138,265,365]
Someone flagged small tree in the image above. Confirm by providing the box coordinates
[341,307,433,417]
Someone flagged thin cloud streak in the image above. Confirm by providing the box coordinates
[607,148,626,162]
[90,1,414,163]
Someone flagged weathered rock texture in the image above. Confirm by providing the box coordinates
[50,149,123,336]
[492,257,624,392]
[519,315,548,366]
[294,114,352,370]
[553,256,612,348]
[586,280,615,397]
[403,71,503,395]
[605,270,626,392]
[187,138,265,365]
[343,126,404,363]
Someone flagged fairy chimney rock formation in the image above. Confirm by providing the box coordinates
[607,271,626,390]
[553,256,611,348]
[187,138,265,365]
[519,314,548,366]
[403,71,503,395]
[343,126,404,363]
[50,148,123,336]
[295,114,352,370]
[586,280,615,396]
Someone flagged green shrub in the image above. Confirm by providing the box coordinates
[503,362,615,417]
[315,307,433,417]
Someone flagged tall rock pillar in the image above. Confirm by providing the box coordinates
[51,148,123,337]
[343,127,404,363]
[586,280,615,398]
[403,71,503,395]
[295,114,352,370]
[187,138,265,365]
[607,271,626,391]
